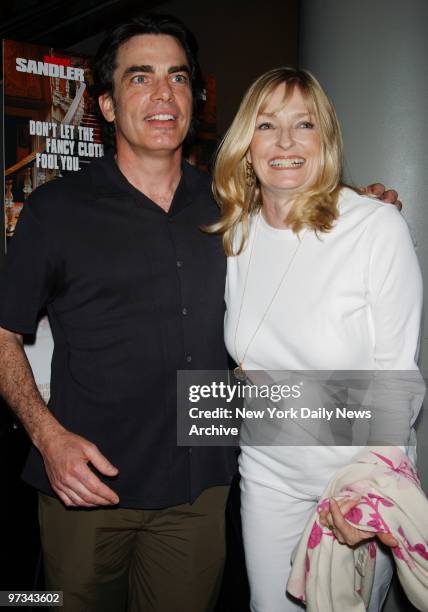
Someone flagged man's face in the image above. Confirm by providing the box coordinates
[99,34,193,158]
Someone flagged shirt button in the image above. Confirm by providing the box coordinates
[182,307,188,315]
[176,260,183,268]
[186,355,192,363]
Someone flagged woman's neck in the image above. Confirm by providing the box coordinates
[260,189,295,229]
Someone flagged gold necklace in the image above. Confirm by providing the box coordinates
[233,212,307,381]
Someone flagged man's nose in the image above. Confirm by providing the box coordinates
[151,77,174,102]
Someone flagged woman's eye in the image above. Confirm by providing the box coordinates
[257,122,273,130]
[297,121,315,129]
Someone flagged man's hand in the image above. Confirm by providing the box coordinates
[39,426,119,507]
[362,183,402,211]
[319,497,398,547]
[0,326,120,508]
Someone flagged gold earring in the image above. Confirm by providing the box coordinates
[245,160,256,187]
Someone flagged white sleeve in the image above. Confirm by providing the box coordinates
[364,205,423,370]
[362,205,425,442]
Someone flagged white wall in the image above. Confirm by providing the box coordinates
[300,2,428,609]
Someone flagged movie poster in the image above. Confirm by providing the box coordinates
[3,39,104,402]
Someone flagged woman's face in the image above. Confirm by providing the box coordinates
[247,84,321,198]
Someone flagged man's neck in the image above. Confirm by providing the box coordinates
[116,146,183,213]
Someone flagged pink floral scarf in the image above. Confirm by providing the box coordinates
[287,447,428,611]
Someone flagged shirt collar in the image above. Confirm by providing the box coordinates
[91,151,194,216]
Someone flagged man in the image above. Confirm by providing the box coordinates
[0,12,400,612]
[0,14,235,612]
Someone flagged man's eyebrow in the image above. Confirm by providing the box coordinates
[121,64,190,81]
[168,64,190,75]
[122,65,154,81]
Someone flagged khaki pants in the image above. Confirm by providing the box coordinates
[39,486,229,612]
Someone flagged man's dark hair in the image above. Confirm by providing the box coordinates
[91,13,204,150]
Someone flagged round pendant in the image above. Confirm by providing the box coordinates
[234,365,247,381]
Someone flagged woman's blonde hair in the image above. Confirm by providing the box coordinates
[208,67,344,255]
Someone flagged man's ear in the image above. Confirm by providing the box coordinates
[98,93,115,123]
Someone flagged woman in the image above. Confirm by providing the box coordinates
[209,68,423,611]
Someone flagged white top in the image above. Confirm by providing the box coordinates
[225,187,423,373]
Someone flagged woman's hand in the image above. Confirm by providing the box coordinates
[319,497,398,547]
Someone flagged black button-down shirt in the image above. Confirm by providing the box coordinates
[0,154,236,508]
